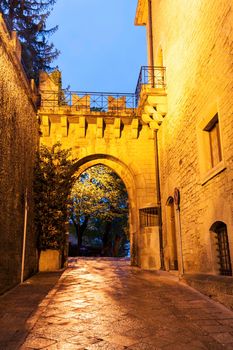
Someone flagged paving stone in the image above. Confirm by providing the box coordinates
[22,335,56,349]
[1,258,233,349]
[211,332,233,344]
[127,343,160,350]
[201,324,233,333]
[85,340,127,349]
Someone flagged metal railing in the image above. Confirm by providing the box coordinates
[39,66,166,113]
[139,207,159,228]
[40,90,136,114]
[135,66,166,106]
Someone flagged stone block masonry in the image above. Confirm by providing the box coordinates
[150,0,233,274]
[0,15,39,293]
[38,72,160,270]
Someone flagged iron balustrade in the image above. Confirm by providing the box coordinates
[40,90,136,114]
[39,66,166,113]
[139,207,159,228]
[215,224,232,276]
[135,66,166,106]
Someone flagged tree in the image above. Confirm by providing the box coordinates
[0,0,59,81]
[70,165,129,256]
[34,143,77,261]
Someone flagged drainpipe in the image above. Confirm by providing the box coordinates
[154,129,164,269]
[148,0,155,87]
[176,209,184,275]
[174,188,184,275]
[21,188,28,283]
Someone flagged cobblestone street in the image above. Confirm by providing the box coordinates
[2,258,233,349]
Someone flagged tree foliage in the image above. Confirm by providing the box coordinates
[34,143,77,251]
[70,165,129,256]
[0,0,59,80]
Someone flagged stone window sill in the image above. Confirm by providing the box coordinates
[201,161,226,185]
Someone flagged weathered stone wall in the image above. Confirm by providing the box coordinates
[0,16,39,293]
[150,0,233,273]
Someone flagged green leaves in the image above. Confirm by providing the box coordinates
[34,142,77,250]
[69,165,129,257]
[70,165,128,224]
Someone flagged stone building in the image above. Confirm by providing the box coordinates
[135,0,233,295]
[1,0,232,304]
[38,71,161,270]
[0,15,39,294]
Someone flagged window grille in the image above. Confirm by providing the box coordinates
[139,207,159,227]
[213,223,232,276]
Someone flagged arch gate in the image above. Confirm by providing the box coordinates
[38,72,161,269]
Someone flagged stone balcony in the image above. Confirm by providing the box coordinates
[135,66,167,129]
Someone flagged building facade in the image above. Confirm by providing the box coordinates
[135,0,233,278]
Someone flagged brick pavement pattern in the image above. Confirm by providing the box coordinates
[3,258,233,349]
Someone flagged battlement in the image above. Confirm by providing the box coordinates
[0,13,37,104]
[38,66,167,119]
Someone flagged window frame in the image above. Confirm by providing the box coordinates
[204,113,222,168]
[197,108,226,185]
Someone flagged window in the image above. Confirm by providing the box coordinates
[210,221,232,276]
[198,110,226,184]
[139,207,159,227]
[204,114,222,168]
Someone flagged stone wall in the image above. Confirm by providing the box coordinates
[0,15,39,293]
[149,0,233,274]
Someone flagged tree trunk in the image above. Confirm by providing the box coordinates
[113,234,122,257]
[73,216,89,256]
[102,221,112,256]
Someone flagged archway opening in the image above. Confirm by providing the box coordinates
[68,164,129,258]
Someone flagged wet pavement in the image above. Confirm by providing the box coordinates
[1,258,233,349]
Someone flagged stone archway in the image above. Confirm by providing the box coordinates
[72,154,139,266]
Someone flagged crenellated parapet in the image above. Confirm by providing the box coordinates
[0,13,37,102]
[39,112,144,140]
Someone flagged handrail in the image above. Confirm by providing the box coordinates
[39,90,136,114]
[39,66,166,113]
[135,66,166,105]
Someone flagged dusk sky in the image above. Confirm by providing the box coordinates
[47,0,147,93]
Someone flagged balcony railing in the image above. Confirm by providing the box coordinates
[39,66,166,113]
[40,90,136,114]
[135,66,166,106]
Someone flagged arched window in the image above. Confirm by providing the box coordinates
[210,221,232,276]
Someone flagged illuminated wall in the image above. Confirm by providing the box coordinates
[136,0,233,274]
[0,15,39,293]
